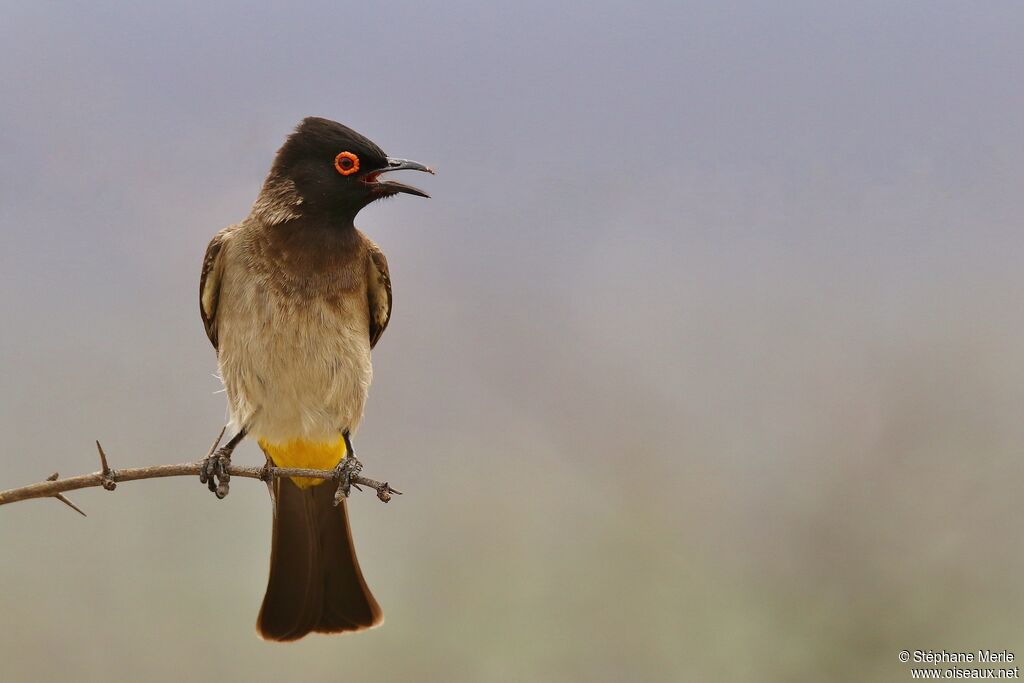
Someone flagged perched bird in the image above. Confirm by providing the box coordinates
[198,117,432,640]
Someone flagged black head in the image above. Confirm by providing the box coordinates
[267,117,432,220]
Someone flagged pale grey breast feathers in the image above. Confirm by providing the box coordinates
[200,224,393,352]
[199,222,393,440]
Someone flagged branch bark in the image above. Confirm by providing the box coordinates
[0,441,401,515]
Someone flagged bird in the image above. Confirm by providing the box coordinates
[197,116,432,640]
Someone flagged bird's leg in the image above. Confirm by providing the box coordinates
[200,427,246,499]
[333,430,363,506]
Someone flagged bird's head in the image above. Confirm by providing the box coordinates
[256,117,433,225]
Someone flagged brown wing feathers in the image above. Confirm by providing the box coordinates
[366,240,392,350]
[199,229,231,350]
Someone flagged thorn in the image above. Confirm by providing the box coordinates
[54,493,87,517]
[95,441,117,490]
[96,441,110,473]
[42,472,87,514]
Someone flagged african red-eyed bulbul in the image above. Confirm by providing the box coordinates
[198,116,432,640]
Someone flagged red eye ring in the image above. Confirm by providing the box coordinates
[334,151,360,176]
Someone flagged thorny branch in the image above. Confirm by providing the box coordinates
[0,437,402,516]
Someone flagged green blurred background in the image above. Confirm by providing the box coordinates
[2,2,1023,681]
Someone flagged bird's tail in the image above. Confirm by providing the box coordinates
[256,475,383,641]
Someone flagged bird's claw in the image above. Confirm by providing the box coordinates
[199,447,232,499]
[333,455,363,506]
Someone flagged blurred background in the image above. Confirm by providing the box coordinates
[2,2,1023,681]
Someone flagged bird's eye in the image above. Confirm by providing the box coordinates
[334,151,360,176]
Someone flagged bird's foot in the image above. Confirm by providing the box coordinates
[199,428,246,499]
[199,447,233,499]
[333,455,364,506]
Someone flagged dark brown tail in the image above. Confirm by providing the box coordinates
[257,477,383,641]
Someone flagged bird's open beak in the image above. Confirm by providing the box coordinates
[364,157,434,198]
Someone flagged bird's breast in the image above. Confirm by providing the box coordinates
[216,258,373,444]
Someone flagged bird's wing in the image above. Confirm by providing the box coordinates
[366,240,392,350]
[199,226,236,350]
